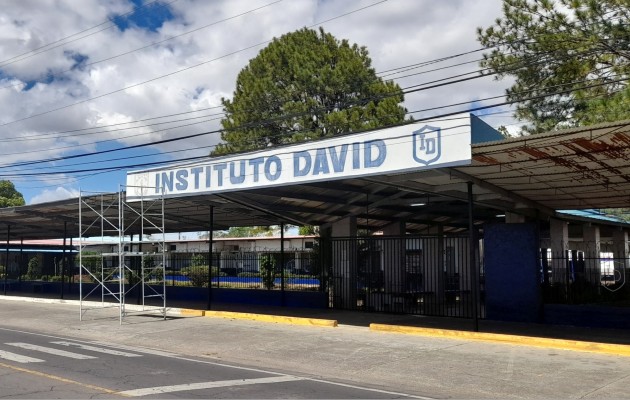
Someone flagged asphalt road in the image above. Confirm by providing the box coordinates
[1,298,630,399]
[0,327,420,398]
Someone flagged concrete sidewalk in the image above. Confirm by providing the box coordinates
[2,295,630,398]
[3,291,630,347]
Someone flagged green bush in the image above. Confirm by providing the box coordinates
[49,275,63,282]
[181,265,222,287]
[190,254,207,267]
[237,272,260,278]
[27,257,41,280]
[284,273,315,279]
[80,251,102,275]
[259,254,277,290]
[41,275,49,282]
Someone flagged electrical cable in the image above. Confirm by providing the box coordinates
[0,0,178,68]
[0,0,283,92]
[0,0,388,129]
[0,74,626,178]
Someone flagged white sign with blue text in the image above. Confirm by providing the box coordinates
[126,113,472,200]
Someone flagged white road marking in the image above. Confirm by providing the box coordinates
[118,375,303,397]
[0,327,426,398]
[0,349,44,364]
[89,341,178,358]
[5,343,97,360]
[50,341,142,357]
[305,377,435,399]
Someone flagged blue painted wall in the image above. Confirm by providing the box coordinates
[544,304,630,330]
[471,114,504,144]
[484,223,541,322]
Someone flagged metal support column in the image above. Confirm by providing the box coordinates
[60,222,67,299]
[4,225,9,295]
[69,237,74,287]
[468,182,479,331]
[207,205,214,310]
[19,238,23,287]
[280,223,285,306]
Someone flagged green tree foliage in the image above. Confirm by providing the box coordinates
[0,180,25,207]
[215,226,274,238]
[298,225,318,236]
[214,27,407,155]
[26,256,40,280]
[259,254,277,290]
[477,0,630,133]
[181,265,208,287]
[190,254,206,267]
[80,251,102,275]
[601,208,630,223]
[181,254,219,287]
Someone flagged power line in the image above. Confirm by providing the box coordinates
[0,74,626,178]
[2,1,625,163]
[0,0,388,129]
[3,29,613,146]
[0,62,622,166]
[0,51,618,160]
[0,0,283,92]
[0,0,178,68]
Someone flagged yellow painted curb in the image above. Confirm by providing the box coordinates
[369,324,630,357]
[180,308,205,317]
[204,311,337,327]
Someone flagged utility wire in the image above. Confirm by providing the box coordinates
[0,74,626,177]
[0,61,621,165]
[2,32,616,144]
[0,0,178,68]
[0,0,388,129]
[0,0,283,92]
[1,45,613,148]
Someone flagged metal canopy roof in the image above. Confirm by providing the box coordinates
[0,120,628,241]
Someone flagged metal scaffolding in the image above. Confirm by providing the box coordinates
[78,186,166,323]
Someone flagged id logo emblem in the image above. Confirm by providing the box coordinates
[413,125,441,165]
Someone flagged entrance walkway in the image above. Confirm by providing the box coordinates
[2,288,629,347]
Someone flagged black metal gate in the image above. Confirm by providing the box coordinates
[322,235,483,318]
[541,241,630,305]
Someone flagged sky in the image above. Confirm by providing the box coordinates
[0,0,516,205]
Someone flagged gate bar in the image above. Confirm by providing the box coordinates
[468,182,479,331]
[3,225,9,295]
[207,205,214,310]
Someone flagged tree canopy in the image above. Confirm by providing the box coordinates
[477,0,630,134]
[0,180,25,208]
[214,27,407,155]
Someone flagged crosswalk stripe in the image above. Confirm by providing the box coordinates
[118,375,304,397]
[0,349,45,364]
[5,343,97,360]
[50,341,142,357]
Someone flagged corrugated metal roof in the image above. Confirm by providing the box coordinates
[0,120,628,241]
[461,119,630,209]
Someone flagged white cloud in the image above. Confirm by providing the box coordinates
[29,186,80,204]
[0,0,512,202]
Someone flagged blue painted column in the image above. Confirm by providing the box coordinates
[207,205,214,310]
[484,223,541,323]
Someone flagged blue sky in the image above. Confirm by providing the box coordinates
[0,0,514,205]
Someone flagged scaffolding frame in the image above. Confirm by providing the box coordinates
[79,186,166,323]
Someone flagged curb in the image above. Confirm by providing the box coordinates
[203,310,338,327]
[0,295,181,315]
[180,308,205,317]
[369,323,630,357]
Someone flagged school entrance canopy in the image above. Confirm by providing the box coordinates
[0,117,629,241]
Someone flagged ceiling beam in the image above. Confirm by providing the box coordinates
[216,193,308,226]
[446,168,557,216]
